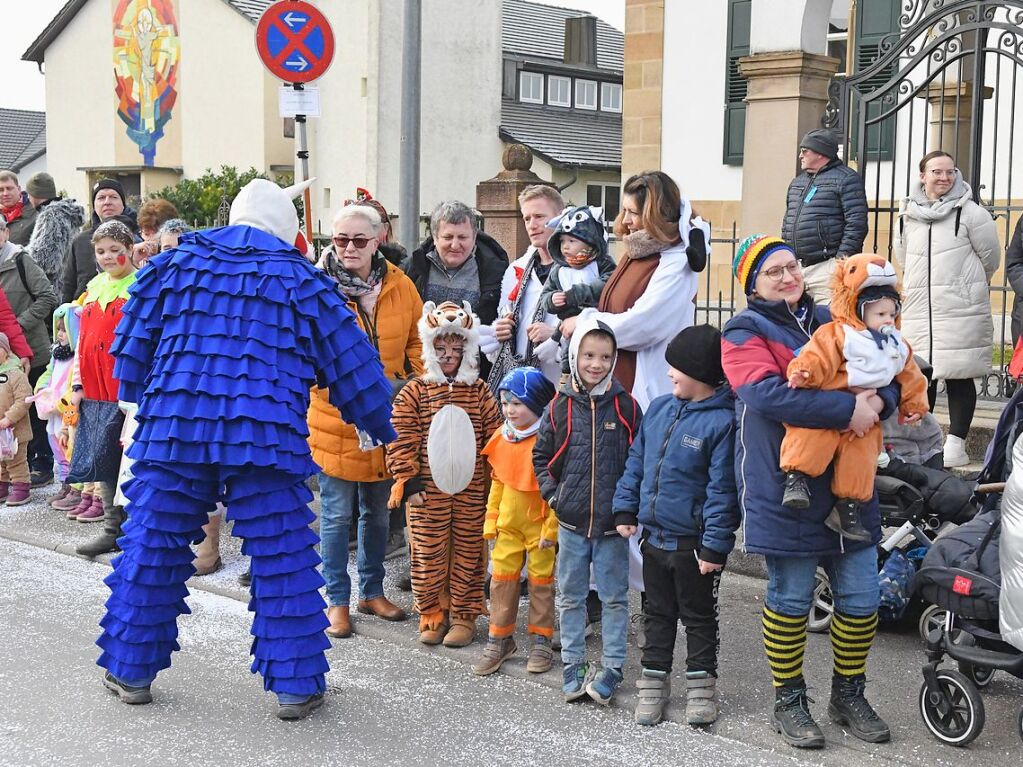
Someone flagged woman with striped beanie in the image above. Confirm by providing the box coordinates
[719,234,897,751]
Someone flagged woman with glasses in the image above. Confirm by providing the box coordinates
[895,150,1001,467]
[308,203,424,639]
[722,235,898,750]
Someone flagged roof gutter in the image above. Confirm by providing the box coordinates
[556,167,578,192]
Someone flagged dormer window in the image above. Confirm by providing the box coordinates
[548,75,571,107]
[576,79,597,110]
[601,82,622,113]
[519,71,544,104]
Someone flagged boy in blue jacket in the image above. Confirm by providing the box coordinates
[614,324,740,727]
[533,318,642,706]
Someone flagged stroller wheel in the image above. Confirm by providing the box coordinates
[919,669,985,746]
[808,568,834,633]
[919,604,949,643]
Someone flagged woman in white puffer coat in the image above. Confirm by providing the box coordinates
[895,150,1001,467]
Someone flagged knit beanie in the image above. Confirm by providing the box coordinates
[665,325,724,387]
[733,235,795,295]
[800,129,839,160]
[0,332,11,356]
[26,172,57,200]
[856,284,902,321]
[92,178,126,207]
[498,366,556,417]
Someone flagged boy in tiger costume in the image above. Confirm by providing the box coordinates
[387,301,502,647]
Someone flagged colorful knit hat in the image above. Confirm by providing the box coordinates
[733,235,795,295]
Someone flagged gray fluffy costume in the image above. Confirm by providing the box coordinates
[27,198,86,291]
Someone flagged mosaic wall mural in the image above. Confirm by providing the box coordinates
[113,0,180,166]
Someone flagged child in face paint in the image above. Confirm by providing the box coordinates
[64,220,139,550]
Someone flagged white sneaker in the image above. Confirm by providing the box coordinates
[943,434,970,468]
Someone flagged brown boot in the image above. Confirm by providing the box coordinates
[357,595,408,621]
[419,611,448,645]
[443,618,476,648]
[192,516,222,576]
[473,636,517,676]
[325,606,353,639]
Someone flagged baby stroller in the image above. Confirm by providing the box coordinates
[914,435,1023,747]
[808,456,977,634]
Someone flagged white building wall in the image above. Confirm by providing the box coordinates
[17,153,47,180]
[659,0,743,203]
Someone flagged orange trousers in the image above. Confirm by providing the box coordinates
[780,423,884,502]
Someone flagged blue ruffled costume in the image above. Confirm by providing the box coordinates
[96,225,397,697]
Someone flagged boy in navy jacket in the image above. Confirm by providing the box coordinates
[613,324,739,727]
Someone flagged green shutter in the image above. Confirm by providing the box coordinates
[723,0,751,166]
[853,0,899,161]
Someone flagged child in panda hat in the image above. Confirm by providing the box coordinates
[539,205,617,374]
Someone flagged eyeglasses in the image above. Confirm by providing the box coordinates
[927,169,958,178]
[332,235,374,250]
[759,260,803,282]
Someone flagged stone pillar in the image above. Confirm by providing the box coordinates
[923,81,993,180]
[737,51,840,238]
[622,0,664,178]
[476,144,553,262]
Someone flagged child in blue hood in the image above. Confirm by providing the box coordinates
[613,324,739,727]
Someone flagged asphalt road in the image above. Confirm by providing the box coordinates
[1,487,1021,766]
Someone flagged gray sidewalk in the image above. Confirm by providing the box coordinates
[2,484,1021,766]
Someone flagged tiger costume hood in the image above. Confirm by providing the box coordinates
[829,253,902,332]
[418,300,481,384]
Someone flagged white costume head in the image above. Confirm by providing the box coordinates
[229,178,314,251]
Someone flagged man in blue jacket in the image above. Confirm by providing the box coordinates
[613,325,740,727]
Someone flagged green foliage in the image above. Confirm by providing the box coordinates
[148,166,302,227]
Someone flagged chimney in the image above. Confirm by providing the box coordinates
[564,16,597,68]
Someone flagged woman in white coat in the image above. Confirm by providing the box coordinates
[896,150,1001,467]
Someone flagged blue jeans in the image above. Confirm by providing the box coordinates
[319,475,391,607]
[557,528,629,669]
[765,544,879,617]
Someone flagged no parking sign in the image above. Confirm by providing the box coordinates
[255,1,335,84]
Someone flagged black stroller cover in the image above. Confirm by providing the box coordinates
[916,510,1002,621]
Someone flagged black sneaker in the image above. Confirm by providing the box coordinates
[102,671,152,704]
[30,468,54,488]
[773,684,825,749]
[824,499,872,543]
[782,472,810,509]
[276,692,325,721]
[828,675,890,743]
[397,574,412,592]
[383,531,406,561]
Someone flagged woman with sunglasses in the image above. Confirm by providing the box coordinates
[895,150,1001,467]
[722,235,899,750]
[308,203,423,639]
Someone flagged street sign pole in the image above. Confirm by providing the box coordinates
[399,0,422,250]
[293,81,313,245]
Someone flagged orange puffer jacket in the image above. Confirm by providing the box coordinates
[308,260,424,481]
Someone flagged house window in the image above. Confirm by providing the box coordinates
[576,79,598,110]
[601,82,622,112]
[548,75,571,107]
[519,71,543,104]
[852,0,899,161]
[586,184,621,225]
[723,0,751,166]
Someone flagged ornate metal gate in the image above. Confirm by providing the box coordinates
[823,0,1023,397]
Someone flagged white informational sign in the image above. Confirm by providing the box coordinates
[279,86,321,118]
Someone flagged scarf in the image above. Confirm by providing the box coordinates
[0,353,22,376]
[624,229,673,259]
[501,418,541,443]
[2,200,24,224]
[51,343,74,361]
[323,248,386,298]
[904,172,971,223]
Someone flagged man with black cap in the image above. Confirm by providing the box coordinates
[61,178,140,304]
[781,128,868,305]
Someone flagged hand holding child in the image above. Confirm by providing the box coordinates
[787,370,810,389]
[0,418,10,430]
[616,524,637,539]
[538,538,556,550]
[698,559,723,575]
[20,359,30,375]
[551,291,567,308]
[58,428,70,450]
[900,411,922,425]
[407,492,424,507]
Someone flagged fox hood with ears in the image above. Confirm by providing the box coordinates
[418,300,481,384]
[828,253,901,330]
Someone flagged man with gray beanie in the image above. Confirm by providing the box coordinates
[781,129,868,305]
[25,173,86,292]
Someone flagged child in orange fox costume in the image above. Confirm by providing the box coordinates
[781,253,929,542]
